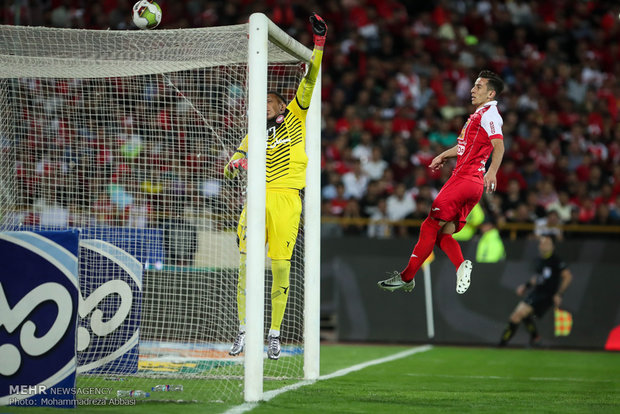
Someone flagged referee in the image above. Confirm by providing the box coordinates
[499,234,572,347]
[224,13,327,360]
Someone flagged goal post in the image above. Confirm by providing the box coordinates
[0,13,320,405]
[245,13,268,402]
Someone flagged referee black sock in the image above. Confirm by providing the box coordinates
[523,315,539,340]
[499,322,518,346]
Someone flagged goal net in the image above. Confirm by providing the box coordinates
[0,18,316,404]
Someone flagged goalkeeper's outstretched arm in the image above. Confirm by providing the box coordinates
[295,13,327,110]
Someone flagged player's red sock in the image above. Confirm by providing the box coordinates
[401,217,441,281]
[435,232,464,270]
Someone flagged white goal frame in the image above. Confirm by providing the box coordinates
[246,13,321,401]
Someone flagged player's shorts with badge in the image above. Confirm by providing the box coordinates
[524,289,554,318]
[237,188,302,260]
[430,175,483,232]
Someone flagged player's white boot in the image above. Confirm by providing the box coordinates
[229,332,245,356]
[456,260,472,294]
[267,335,281,360]
[377,271,415,292]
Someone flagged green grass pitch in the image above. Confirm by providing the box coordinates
[6,345,619,413]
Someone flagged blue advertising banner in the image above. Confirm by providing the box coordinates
[0,230,79,408]
[77,239,142,375]
[11,227,165,270]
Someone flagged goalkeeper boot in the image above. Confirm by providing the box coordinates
[229,332,246,356]
[377,271,415,292]
[456,260,472,294]
[267,335,281,360]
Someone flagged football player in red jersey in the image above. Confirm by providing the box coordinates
[378,70,505,295]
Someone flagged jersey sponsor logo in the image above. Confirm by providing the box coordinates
[267,137,291,149]
[458,118,471,141]
[276,114,285,123]
[457,144,465,156]
[490,121,496,134]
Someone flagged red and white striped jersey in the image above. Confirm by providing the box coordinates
[452,100,503,184]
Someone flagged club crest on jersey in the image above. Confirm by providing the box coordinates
[276,114,285,123]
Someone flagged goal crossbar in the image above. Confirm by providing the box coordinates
[0,22,312,79]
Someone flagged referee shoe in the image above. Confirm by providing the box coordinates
[377,271,415,292]
[456,260,472,294]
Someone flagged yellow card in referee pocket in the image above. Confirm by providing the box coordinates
[554,308,573,337]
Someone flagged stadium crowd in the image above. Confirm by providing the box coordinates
[4,0,620,239]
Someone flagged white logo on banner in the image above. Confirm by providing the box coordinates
[77,280,133,351]
[0,283,72,376]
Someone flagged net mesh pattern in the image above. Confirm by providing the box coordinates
[0,24,307,402]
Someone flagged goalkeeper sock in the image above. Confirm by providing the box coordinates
[436,232,465,270]
[236,254,247,330]
[523,315,539,340]
[499,322,518,346]
[401,217,441,282]
[270,259,291,332]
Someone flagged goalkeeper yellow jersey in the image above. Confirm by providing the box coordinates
[233,48,323,190]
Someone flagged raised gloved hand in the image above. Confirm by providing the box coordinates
[224,157,247,179]
[309,13,327,47]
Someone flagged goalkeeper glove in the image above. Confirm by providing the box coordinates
[309,13,327,47]
[224,157,247,179]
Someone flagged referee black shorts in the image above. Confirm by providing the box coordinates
[524,289,554,318]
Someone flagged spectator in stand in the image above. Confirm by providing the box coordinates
[592,204,614,227]
[351,130,374,162]
[367,197,392,239]
[521,159,544,189]
[577,198,597,224]
[546,191,573,223]
[525,190,547,219]
[321,199,343,238]
[609,194,620,223]
[595,183,615,208]
[429,119,458,149]
[342,158,369,200]
[496,158,526,194]
[341,199,365,236]
[321,171,342,201]
[534,210,564,241]
[386,182,416,222]
[586,164,605,196]
[359,179,383,218]
[362,146,389,181]
[389,142,415,184]
[536,179,559,210]
[386,182,416,237]
[329,182,348,216]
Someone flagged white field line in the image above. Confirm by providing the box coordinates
[405,373,615,383]
[223,345,433,414]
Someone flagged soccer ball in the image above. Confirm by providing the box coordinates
[132,0,162,30]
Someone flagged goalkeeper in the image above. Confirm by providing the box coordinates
[224,13,327,360]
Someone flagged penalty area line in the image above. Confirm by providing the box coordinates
[223,344,433,414]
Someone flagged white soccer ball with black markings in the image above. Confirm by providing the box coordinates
[132,0,162,30]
